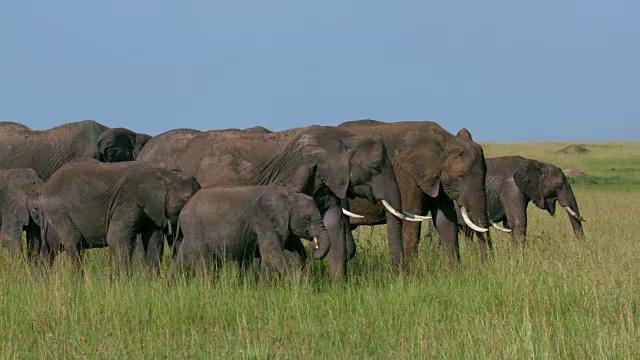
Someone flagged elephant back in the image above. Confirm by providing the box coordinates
[0,120,108,180]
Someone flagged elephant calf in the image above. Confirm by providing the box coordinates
[0,169,44,259]
[39,159,201,271]
[174,184,330,274]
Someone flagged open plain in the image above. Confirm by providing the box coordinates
[0,141,638,358]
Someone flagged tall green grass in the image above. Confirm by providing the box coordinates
[0,142,638,358]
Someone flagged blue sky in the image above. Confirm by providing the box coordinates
[1,0,638,141]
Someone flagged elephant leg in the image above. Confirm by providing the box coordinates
[256,230,287,275]
[323,206,347,281]
[284,235,307,269]
[502,192,528,246]
[45,218,83,272]
[432,200,461,269]
[132,234,146,262]
[25,224,42,262]
[341,199,357,261]
[0,221,24,257]
[425,217,438,245]
[106,220,137,275]
[64,245,84,274]
[401,185,426,258]
[141,228,164,273]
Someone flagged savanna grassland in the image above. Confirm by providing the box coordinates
[0,142,638,359]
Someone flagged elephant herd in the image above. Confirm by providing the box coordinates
[0,119,585,281]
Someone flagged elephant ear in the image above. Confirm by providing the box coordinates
[397,137,443,198]
[0,185,29,226]
[256,191,290,238]
[456,128,473,141]
[303,134,352,199]
[513,160,545,209]
[141,170,171,227]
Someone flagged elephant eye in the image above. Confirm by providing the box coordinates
[371,164,382,174]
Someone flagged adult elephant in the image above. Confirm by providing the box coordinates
[135,126,272,164]
[0,169,44,259]
[338,120,491,266]
[137,125,408,280]
[0,120,151,180]
[463,156,585,245]
[38,159,201,271]
[130,126,273,257]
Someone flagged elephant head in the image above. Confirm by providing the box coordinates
[513,158,585,239]
[273,126,404,266]
[257,188,331,259]
[393,124,489,232]
[97,128,152,162]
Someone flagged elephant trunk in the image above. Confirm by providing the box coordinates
[459,181,490,234]
[311,222,331,259]
[558,185,584,239]
[372,165,403,268]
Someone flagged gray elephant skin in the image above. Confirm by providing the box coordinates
[137,125,405,280]
[0,169,44,259]
[462,155,585,245]
[0,120,151,180]
[174,184,330,274]
[38,159,200,271]
[338,120,490,266]
[134,126,271,168]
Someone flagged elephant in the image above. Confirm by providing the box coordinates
[174,184,331,275]
[97,127,153,162]
[137,125,408,281]
[459,155,585,246]
[337,120,491,266]
[0,169,44,259]
[37,159,201,272]
[133,126,272,169]
[0,120,151,180]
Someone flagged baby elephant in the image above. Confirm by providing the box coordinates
[174,184,331,274]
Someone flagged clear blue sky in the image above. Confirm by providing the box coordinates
[1,0,638,142]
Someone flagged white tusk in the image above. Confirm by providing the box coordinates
[341,208,365,219]
[381,200,423,222]
[166,218,172,235]
[460,206,488,233]
[491,222,512,233]
[564,206,585,222]
[402,210,432,220]
[312,237,319,250]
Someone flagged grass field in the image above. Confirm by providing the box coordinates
[0,142,638,358]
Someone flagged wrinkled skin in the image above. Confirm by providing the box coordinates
[137,125,404,281]
[133,126,272,172]
[130,126,273,255]
[462,156,584,246]
[38,159,200,273]
[338,120,490,267]
[0,169,44,260]
[174,184,330,275]
[0,120,151,180]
